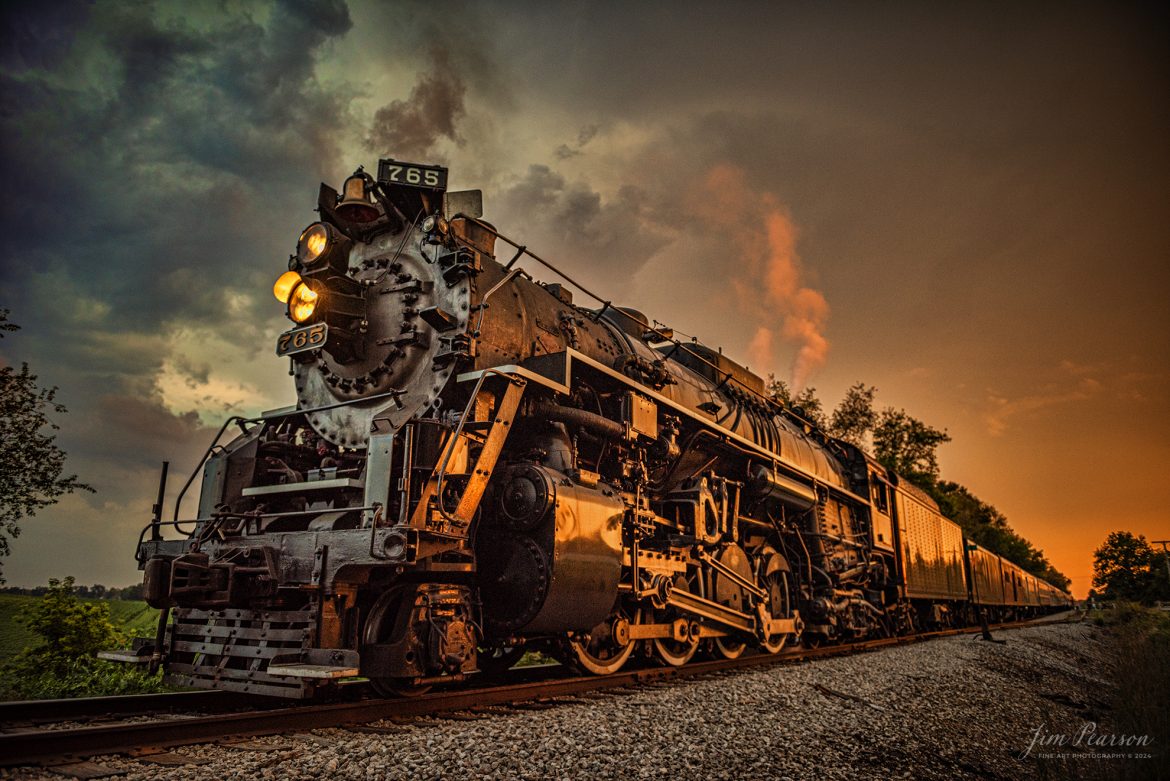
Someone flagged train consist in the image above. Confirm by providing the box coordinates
[123,160,1072,698]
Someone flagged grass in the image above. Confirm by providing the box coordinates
[1090,603,1170,780]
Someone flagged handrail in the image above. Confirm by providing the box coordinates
[173,415,254,521]
[433,368,526,525]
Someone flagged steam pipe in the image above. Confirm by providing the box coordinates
[529,400,626,440]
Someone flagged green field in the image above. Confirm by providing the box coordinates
[0,594,159,661]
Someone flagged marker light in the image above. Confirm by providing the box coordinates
[288,282,320,323]
[273,270,302,303]
[298,223,330,266]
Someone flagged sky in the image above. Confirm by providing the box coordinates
[1,0,1167,597]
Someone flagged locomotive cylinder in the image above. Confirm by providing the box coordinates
[477,464,624,634]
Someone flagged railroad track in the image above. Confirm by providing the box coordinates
[0,613,1077,769]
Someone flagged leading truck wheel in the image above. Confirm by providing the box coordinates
[362,589,432,698]
[567,608,639,675]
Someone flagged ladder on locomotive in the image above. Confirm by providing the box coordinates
[410,370,527,527]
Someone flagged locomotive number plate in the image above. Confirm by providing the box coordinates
[276,323,327,357]
[377,159,448,191]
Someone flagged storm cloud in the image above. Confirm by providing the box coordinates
[0,0,362,581]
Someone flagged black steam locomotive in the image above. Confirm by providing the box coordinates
[120,160,1071,698]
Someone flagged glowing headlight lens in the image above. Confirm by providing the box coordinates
[288,282,320,323]
[273,270,302,303]
[299,223,330,265]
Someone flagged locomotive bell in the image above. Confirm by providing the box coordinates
[336,171,380,223]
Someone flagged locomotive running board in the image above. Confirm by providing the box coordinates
[461,349,871,508]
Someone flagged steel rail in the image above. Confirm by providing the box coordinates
[0,613,1076,768]
[0,689,275,726]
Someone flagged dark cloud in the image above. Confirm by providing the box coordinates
[2,0,356,340]
[2,0,363,330]
[552,123,601,160]
[365,47,466,159]
[0,0,92,70]
[81,395,209,475]
[576,124,599,147]
[493,165,667,292]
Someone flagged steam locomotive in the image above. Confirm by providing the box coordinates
[121,160,1072,698]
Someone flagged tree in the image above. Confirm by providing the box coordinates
[0,310,93,581]
[791,386,826,429]
[764,374,826,428]
[1092,531,1168,604]
[765,373,792,405]
[872,407,950,489]
[828,382,877,447]
[16,576,121,665]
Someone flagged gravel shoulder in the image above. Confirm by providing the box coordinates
[2,620,1142,781]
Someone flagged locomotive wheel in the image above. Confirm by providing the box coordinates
[714,636,747,660]
[709,547,752,660]
[652,626,699,666]
[760,569,793,654]
[362,589,432,698]
[567,608,639,675]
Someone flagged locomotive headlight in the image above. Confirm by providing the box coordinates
[288,281,321,323]
[297,222,332,267]
[273,270,302,303]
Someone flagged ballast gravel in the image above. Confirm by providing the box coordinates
[1,620,1127,780]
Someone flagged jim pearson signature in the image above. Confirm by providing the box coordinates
[1021,722,1153,759]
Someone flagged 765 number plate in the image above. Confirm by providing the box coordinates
[276,323,327,357]
[377,159,448,191]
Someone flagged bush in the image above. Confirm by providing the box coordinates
[0,577,167,700]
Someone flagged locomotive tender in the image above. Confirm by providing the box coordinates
[126,160,1072,697]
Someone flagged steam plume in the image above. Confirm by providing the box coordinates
[365,48,466,158]
[691,165,830,389]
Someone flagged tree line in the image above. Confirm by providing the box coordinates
[768,377,1071,591]
[1,583,145,600]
